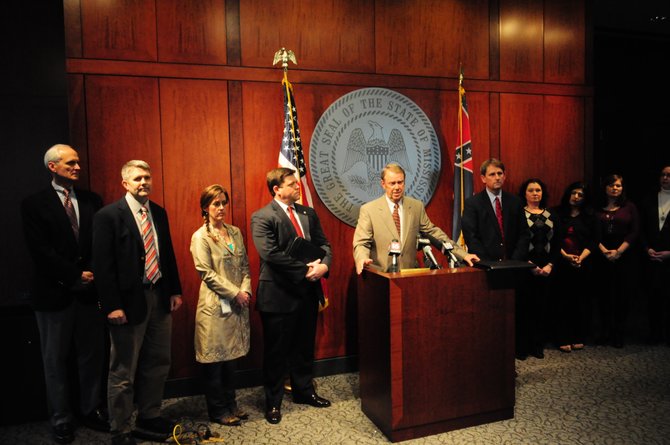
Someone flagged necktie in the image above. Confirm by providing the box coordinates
[62,188,79,240]
[287,206,305,238]
[140,206,161,284]
[392,203,401,236]
[494,196,504,240]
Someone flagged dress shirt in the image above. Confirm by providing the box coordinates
[384,195,404,235]
[274,198,306,236]
[124,192,160,258]
[51,180,80,224]
[659,189,670,231]
[485,188,503,213]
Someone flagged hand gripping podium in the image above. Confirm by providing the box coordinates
[357,267,516,442]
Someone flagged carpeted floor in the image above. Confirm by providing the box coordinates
[3,344,669,444]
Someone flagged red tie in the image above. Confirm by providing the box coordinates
[494,196,504,240]
[62,188,79,240]
[392,204,401,236]
[287,206,305,238]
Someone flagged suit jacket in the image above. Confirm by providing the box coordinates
[353,195,466,271]
[92,197,182,325]
[251,200,332,313]
[21,187,103,311]
[462,190,530,261]
[640,193,670,253]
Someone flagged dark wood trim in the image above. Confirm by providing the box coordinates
[63,0,82,58]
[225,0,241,65]
[489,92,501,158]
[66,59,593,97]
[489,0,500,81]
[228,80,247,237]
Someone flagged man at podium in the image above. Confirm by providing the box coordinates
[353,163,478,274]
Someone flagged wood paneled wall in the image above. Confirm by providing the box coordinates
[64,0,592,380]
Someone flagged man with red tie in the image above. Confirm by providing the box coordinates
[21,144,108,444]
[462,158,530,262]
[251,167,332,424]
[93,160,182,445]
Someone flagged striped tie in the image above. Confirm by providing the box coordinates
[62,188,79,240]
[140,206,161,284]
[392,204,401,236]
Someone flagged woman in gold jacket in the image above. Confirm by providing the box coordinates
[190,184,251,426]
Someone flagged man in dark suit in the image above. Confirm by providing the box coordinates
[462,158,530,261]
[641,165,670,345]
[251,167,332,424]
[92,160,182,445]
[21,144,108,444]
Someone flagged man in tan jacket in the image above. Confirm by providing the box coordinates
[353,163,478,274]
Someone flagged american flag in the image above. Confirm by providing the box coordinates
[452,73,474,248]
[278,75,313,206]
[277,73,328,310]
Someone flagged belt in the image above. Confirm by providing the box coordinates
[143,280,161,290]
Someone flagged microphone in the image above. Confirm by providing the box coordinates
[417,237,441,269]
[421,232,461,268]
[441,241,461,268]
[387,239,401,272]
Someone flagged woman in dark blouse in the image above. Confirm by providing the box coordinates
[552,182,597,352]
[594,174,639,348]
[516,178,560,359]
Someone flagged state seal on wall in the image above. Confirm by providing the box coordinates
[309,88,441,226]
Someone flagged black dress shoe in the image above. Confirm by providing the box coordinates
[265,407,282,424]
[53,423,75,444]
[80,407,110,432]
[136,416,174,434]
[111,432,137,445]
[293,393,331,408]
[133,416,174,441]
[531,348,545,359]
[515,352,528,361]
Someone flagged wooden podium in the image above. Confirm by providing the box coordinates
[357,267,515,442]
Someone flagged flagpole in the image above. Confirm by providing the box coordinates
[458,68,465,231]
[273,47,328,311]
[273,47,305,203]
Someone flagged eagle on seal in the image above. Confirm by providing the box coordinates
[342,121,411,193]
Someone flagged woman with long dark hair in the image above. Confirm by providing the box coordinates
[552,182,597,352]
[594,174,639,348]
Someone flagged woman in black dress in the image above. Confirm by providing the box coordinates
[552,182,597,352]
[594,174,639,348]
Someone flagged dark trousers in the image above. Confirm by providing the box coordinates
[35,298,106,426]
[594,253,635,345]
[260,295,318,408]
[107,289,172,434]
[553,262,592,346]
[516,273,550,354]
[202,360,237,418]
[647,260,670,343]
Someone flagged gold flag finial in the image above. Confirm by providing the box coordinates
[273,47,297,71]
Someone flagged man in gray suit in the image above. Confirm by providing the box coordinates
[353,163,478,274]
[93,160,183,445]
[251,167,332,425]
